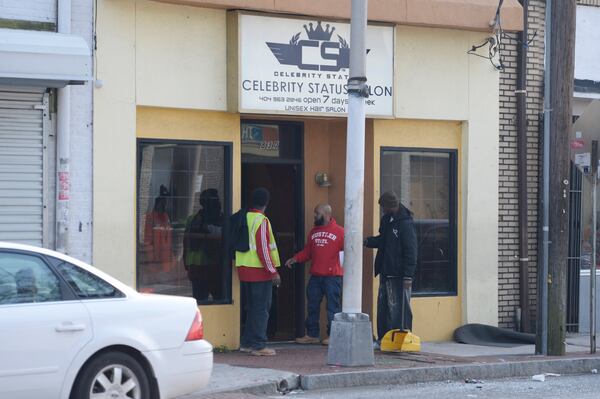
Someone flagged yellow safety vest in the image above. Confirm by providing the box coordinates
[183,215,221,266]
[235,212,281,268]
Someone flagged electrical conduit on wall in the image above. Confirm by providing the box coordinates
[56,0,71,253]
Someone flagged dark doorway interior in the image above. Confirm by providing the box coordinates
[240,121,304,341]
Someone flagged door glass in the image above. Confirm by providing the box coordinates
[241,123,302,161]
[0,252,61,305]
[381,150,457,295]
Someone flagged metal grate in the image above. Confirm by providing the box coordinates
[567,162,583,333]
[0,86,47,247]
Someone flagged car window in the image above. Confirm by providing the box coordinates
[55,261,124,299]
[0,252,62,305]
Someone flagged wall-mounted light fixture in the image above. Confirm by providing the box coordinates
[315,172,331,187]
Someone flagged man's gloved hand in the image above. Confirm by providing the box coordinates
[403,277,413,290]
[272,272,282,288]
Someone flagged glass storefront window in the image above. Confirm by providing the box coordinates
[381,148,458,296]
[137,140,232,304]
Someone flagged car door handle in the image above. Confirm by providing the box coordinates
[55,323,86,333]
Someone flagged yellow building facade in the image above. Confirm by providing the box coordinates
[94,0,521,347]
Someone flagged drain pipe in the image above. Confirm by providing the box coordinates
[56,0,71,253]
[516,0,531,333]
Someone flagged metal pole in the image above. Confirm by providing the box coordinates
[539,0,552,356]
[342,0,368,315]
[592,176,597,353]
[591,140,598,354]
[327,0,374,367]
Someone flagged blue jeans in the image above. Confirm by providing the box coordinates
[241,281,272,350]
[306,276,342,338]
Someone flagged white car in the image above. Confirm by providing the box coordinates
[0,242,213,399]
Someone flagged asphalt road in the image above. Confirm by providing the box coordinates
[274,374,600,399]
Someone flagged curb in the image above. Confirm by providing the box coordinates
[182,373,300,398]
[300,357,600,391]
[236,374,301,396]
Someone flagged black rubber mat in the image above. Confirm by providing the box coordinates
[453,323,536,347]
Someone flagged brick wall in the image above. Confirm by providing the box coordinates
[0,0,56,23]
[498,0,546,330]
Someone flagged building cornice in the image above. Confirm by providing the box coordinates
[150,0,524,32]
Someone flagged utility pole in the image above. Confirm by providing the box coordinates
[327,0,374,367]
[516,0,530,333]
[540,0,576,356]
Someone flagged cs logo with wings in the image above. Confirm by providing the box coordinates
[266,21,351,72]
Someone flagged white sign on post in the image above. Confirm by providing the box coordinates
[238,14,394,118]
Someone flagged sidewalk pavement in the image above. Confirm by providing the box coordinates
[181,335,600,398]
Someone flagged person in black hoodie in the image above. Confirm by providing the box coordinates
[364,191,418,344]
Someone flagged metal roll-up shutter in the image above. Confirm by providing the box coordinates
[0,87,48,247]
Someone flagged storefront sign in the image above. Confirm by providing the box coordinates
[238,14,394,117]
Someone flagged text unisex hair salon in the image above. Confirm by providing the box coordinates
[94,0,520,348]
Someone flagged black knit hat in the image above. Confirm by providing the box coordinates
[251,187,270,208]
[378,191,399,209]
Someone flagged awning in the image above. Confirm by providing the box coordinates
[0,28,91,88]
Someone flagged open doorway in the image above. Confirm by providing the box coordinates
[240,121,305,341]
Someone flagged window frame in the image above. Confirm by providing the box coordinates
[0,249,76,306]
[380,147,458,297]
[136,138,234,305]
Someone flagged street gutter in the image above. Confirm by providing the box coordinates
[183,356,600,397]
[300,356,600,391]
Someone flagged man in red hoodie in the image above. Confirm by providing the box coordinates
[285,203,344,345]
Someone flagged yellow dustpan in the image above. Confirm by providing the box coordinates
[380,329,421,352]
[380,287,420,352]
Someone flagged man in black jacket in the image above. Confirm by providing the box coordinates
[365,191,418,344]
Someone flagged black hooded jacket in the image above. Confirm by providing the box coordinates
[365,205,417,278]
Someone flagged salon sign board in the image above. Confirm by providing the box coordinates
[237,13,394,118]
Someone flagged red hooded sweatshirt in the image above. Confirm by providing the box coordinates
[293,219,344,277]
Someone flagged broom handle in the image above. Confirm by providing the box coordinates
[400,282,405,331]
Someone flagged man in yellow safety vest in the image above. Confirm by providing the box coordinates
[236,187,281,356]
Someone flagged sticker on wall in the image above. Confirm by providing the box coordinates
[58,171,70,201]
[575,152,591,174]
